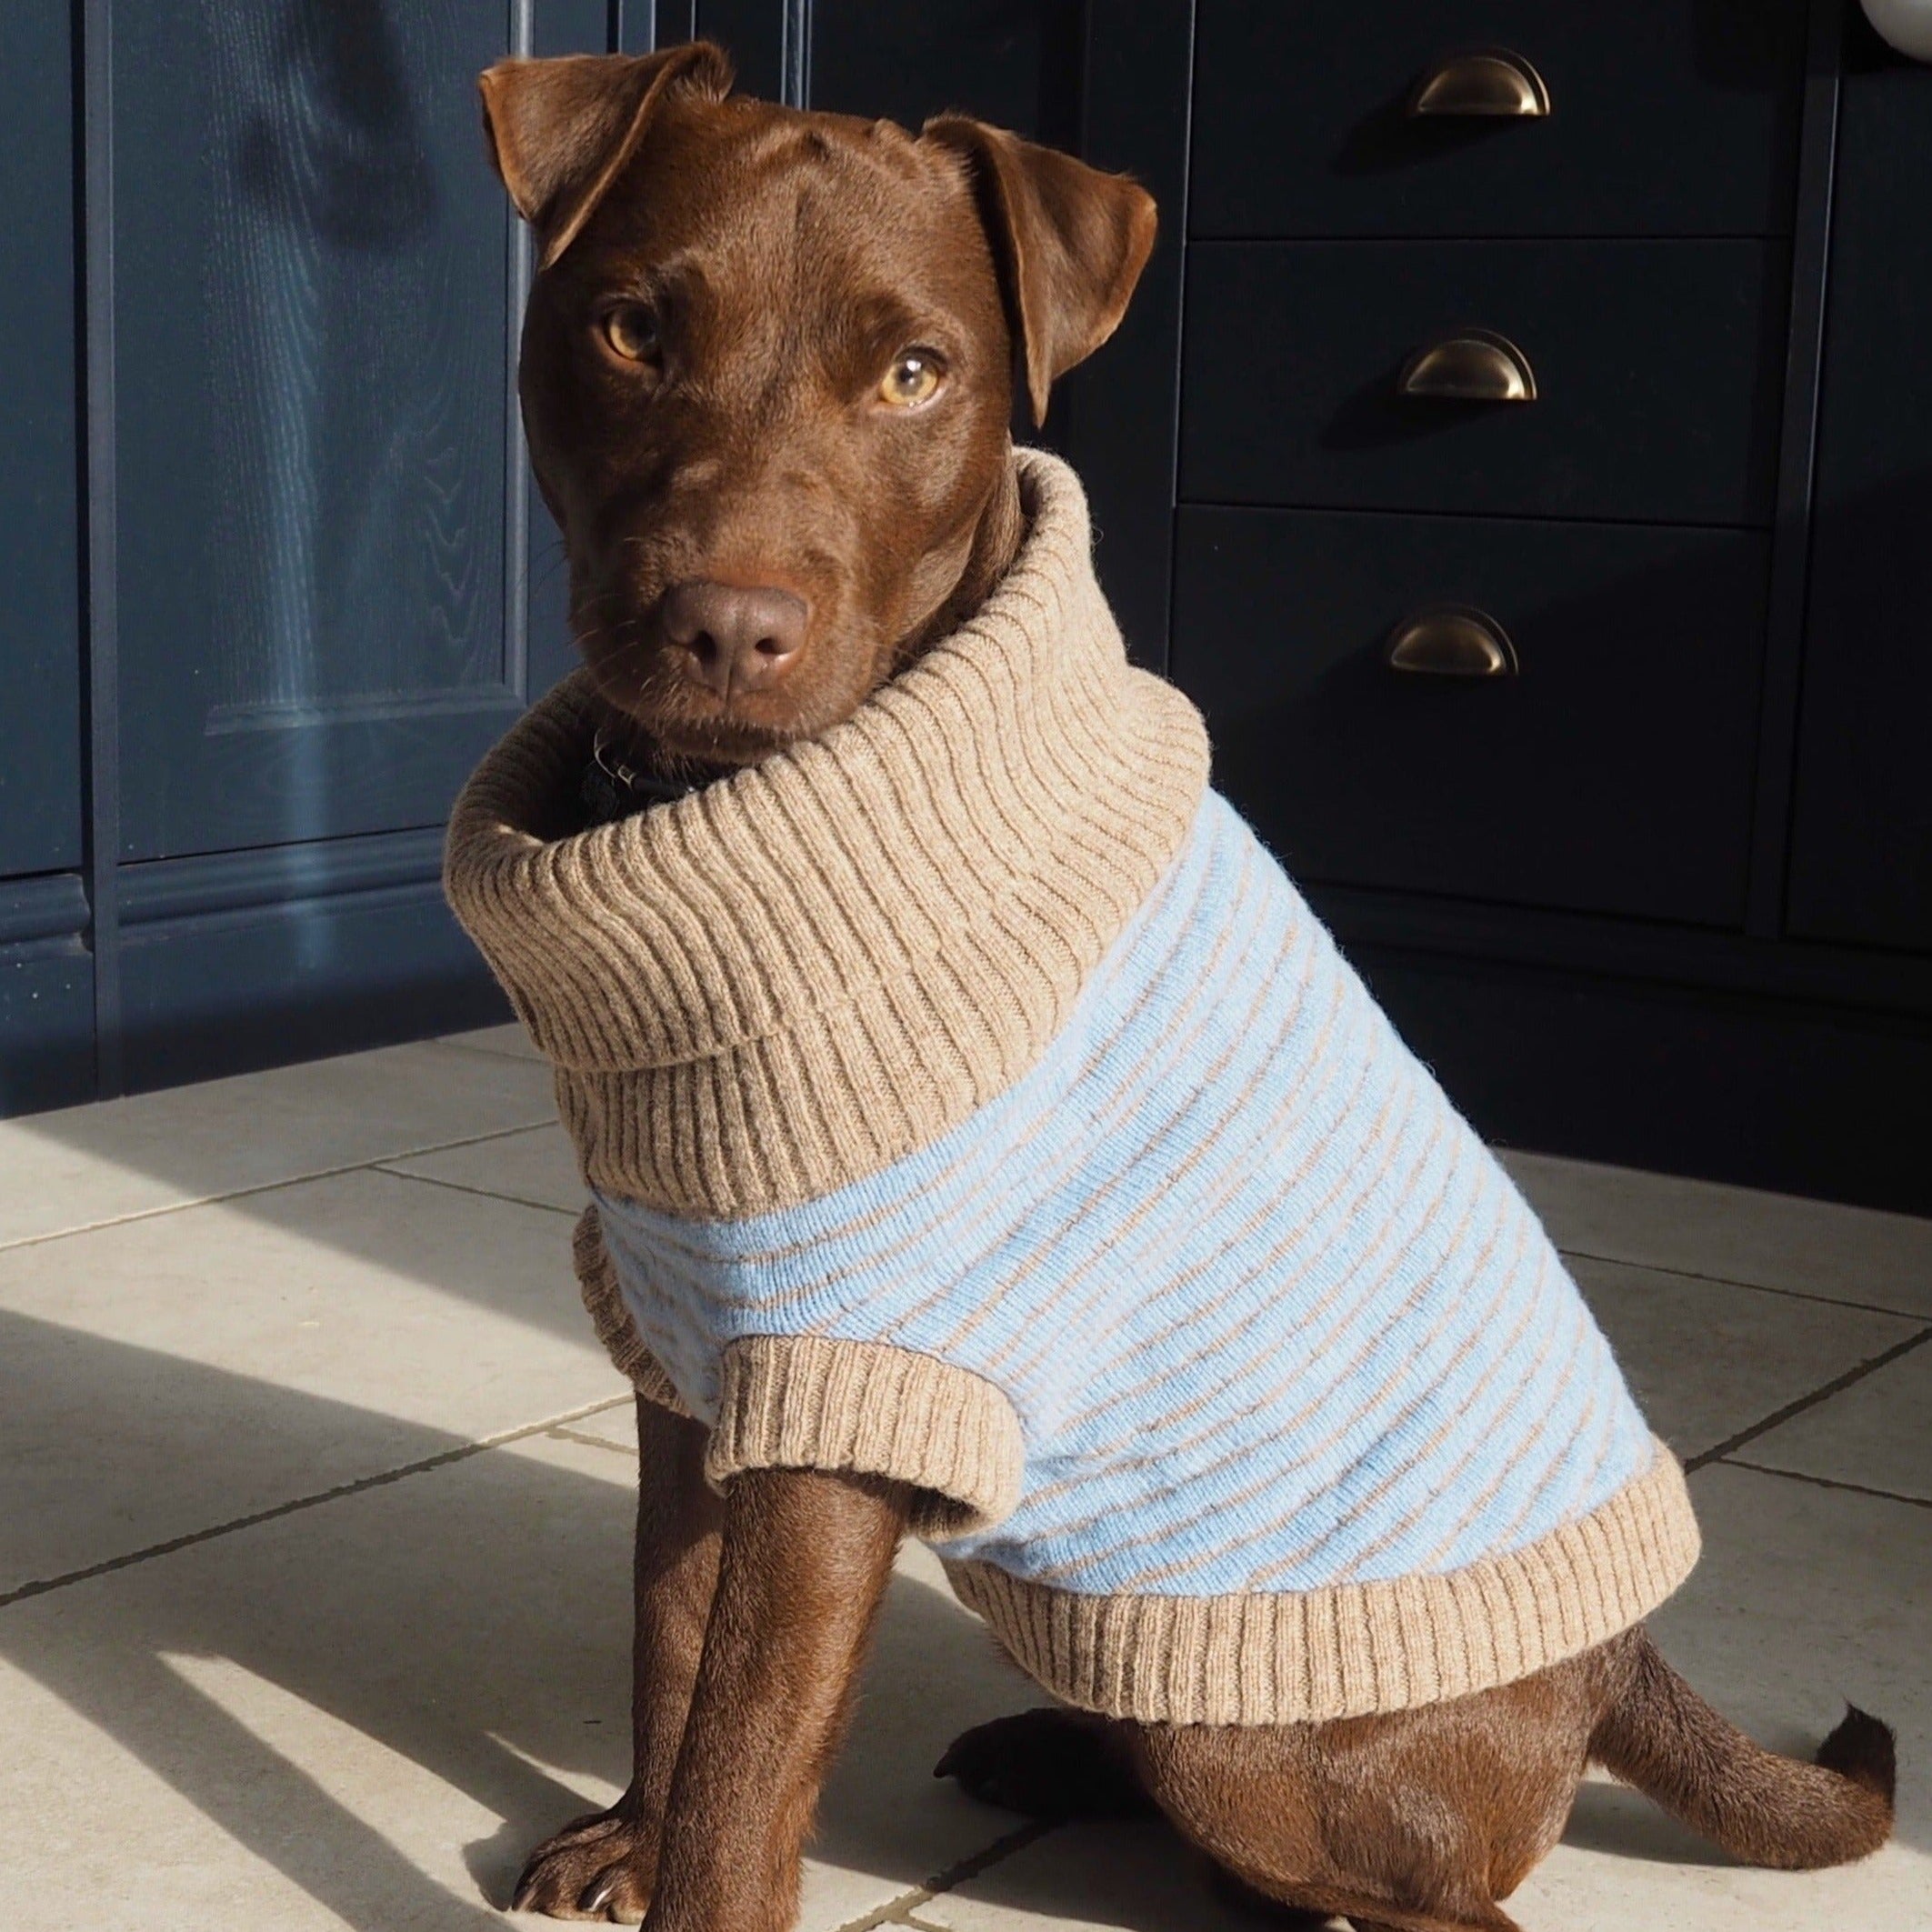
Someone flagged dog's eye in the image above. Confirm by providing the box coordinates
[601,304,660,364]
[879,351,944,408]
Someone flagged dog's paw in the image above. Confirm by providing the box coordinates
[935,1708,1151,1820]
[510,1807,656,1923]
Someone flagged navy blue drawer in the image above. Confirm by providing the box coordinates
[1190,0,1805,239]
[1180,240,1785,527]
[1172,507,1767,925]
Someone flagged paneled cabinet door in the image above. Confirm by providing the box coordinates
[111,0,545,863]
[1,2,82,883]
[0,4,92,1113]
[1787,37,1932,952]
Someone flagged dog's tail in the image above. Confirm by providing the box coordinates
[1589,1628,1894,1869]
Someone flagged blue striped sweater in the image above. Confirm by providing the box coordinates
[446,448,1699,1725]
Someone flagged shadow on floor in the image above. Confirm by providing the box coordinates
[0,1314,1032,1930]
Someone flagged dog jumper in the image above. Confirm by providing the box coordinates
[445,449,1699,1726]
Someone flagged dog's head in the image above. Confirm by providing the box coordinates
[479,43,1155,767]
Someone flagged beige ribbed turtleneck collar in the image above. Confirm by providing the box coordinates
[445,448,1209,1218]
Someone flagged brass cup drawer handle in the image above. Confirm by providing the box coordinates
[1407,48,1551,118]
[1396,328,1537,403]
[1387,606,1518,677]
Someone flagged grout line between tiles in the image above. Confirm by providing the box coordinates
[0,1392,633,1613]
[826,1822,1056,1932]
[547,1424,637,1457]
[1685,1325,1932,1472]
[1557,1245,1932,1323]
[373,1162,579,1219]
[1719,1457,1932,1512]
[0,1116,561,1256]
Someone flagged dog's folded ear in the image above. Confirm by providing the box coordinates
[479,42,734,269]
[923,117,1156,427]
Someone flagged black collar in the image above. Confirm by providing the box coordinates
[581,726,703,826]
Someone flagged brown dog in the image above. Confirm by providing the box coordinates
[475,43,1895,1932]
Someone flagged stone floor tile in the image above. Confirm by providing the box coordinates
[1731,1340,1932,1503]
[0,1042,557,1251]
[0,1168,622,1596]
[1501,1150,1932,1318]
[0,1430,1035,1932]
[1570,1256,1922,1462]
[434,1024,544,1063]
[384,1123,585,1216]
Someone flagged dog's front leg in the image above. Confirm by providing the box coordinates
[646,1465,910,1932]
[516,1396,724,1920]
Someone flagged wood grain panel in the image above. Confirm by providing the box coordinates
[114,0,520,859]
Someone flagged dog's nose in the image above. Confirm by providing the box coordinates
[659,580,808,696]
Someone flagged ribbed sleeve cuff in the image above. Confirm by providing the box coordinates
[706,1335,1026,1539]
[944,1439,1700,1726]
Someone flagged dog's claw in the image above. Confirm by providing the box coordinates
[579,1867,621,1915]
[933,1744,959,1779]
[511,1847,562,1914]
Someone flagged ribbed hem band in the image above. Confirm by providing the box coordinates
[943,1443,1699,1726]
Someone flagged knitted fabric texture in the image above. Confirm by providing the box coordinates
[445,448,1699,1726]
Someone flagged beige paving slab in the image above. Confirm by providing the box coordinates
[1733,1339,1932,1503]
[1569,1255,1922,1463]
[1502,1149,1932,1317]
[927,1465,1930,1932]
[435,1023,544,1062]
[0,1429,1035,1932]
[0,1167,621,1596]
[384,1122,584,1216]
[0,1041,558,1251]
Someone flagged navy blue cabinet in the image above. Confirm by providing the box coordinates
[0,5,92,1112]
[0,8,84,882]
[1787,29,1932,954]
